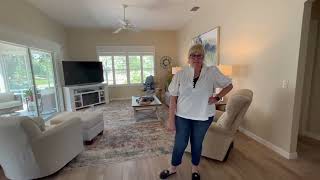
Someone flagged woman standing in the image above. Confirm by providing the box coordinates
[160,44,233,180]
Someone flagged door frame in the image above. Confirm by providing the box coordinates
[28,48,60,111]
[291,0,320,154]
[300,19,319,135]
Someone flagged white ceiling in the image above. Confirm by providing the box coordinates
[25,0,201,30]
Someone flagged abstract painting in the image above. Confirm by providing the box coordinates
[192,27,220,66]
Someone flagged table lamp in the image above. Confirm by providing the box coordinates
[218,64,233,76]
[216,64,233,102]
[172,66,182,75]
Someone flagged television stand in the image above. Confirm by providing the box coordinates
[63,83,109,112]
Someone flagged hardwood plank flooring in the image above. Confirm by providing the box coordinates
[1,132,319,180]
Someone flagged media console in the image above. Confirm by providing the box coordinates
[63,83,109,112]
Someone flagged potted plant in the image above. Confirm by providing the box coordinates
[24,88,33,101]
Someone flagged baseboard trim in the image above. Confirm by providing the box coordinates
[110,97,131,101]
[239,127,298,160]
[303,131,320,141]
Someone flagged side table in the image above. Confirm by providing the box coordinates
[155,88,163,102]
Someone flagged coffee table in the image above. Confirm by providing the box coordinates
[132,95,162,121]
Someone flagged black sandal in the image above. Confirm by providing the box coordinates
[192,172,201,180]
[159,169,176,179]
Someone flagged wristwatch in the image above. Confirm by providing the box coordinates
[215,96,221,101]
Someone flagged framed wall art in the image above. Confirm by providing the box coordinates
[192,26,220,66]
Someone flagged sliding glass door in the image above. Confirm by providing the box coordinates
[0,42,59,119]
[30,49,59,119]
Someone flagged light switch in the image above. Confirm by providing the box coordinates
[282,80,289,88]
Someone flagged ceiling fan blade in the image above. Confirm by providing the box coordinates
[113,4,140,33]
[127,24,136,28]
[132,28,141,32]
[119,19,127,25]
[127,26,140,32]
[113,27,123,34]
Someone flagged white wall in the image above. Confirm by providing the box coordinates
[0,0,65,52]
[65,28,178,99]
[178,0,306,156]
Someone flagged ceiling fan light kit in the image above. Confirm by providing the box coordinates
[113,4,139,34]
[190,0,200,12]
[112,2,200,34]
[190,6,200,12]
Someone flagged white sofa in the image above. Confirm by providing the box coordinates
[0,116,84,180]
[0,92,23,114]
[186,89,253,161]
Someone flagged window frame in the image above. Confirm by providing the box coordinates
[98,51,155,87]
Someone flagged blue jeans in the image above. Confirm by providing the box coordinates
[171,115,214,166]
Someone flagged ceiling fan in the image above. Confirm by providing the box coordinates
[113,4,138,34]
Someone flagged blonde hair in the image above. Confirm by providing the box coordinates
[188,44,205,57]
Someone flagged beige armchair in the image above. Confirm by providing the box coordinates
[0,116,84,180]
[186,89,253,161]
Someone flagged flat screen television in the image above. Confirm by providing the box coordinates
[62,61,104,86]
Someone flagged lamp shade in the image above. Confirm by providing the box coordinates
[172,66,182,75]
[218,65,233,76]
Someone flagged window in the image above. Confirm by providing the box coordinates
[99,56,113,85]
[114,56,127,84]
[129,56,142,84]
[142,56,154,81]
[99,53,155,86]
[1,54,30,91]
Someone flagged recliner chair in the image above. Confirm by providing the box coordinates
[186,89,253,161]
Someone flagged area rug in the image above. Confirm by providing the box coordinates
[64,100,174,170]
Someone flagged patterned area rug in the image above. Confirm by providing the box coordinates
[64,100,174,169]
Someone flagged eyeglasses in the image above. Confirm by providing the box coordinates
[190,54,204,59]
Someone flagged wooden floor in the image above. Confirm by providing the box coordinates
[1,132,320,180]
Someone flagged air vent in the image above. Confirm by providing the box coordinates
[190,6,200,12]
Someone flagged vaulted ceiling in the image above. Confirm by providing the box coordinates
[25,0,202,30]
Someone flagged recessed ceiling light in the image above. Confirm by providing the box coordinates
[190,6,200,12]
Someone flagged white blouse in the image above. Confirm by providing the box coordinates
[168,65,232,121]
